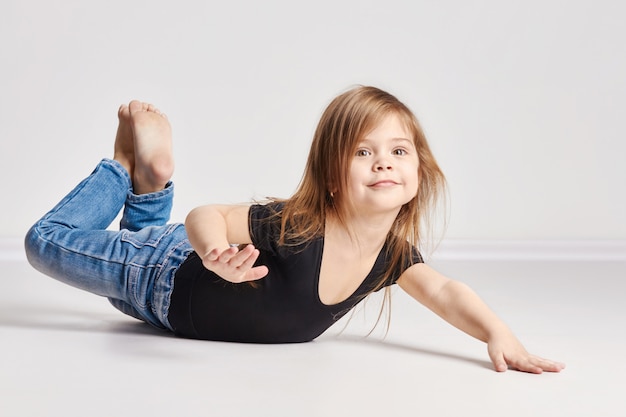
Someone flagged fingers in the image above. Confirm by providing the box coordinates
[203,245,269,283]
[216,245,258,269]
[516,355,565,374]
[247,265,270,281]
[206,246,238,263]
[488,336,565,374]
[490,351,566,374]
[235,245,261,270]
[510,358,544,374]
[521,356,566,373]
[488,350,509,373]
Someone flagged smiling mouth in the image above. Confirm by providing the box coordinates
[369,180,398,188]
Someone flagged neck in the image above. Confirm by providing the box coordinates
[326,207,400,253]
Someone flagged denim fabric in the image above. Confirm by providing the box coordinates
[24,158,193,330]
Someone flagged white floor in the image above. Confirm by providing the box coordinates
[1,256,625,417]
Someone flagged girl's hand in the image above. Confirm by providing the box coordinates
[201,244,269,283]
[487,331,565,374]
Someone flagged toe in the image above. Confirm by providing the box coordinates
[118,104,130,120]
[129,100,144,115]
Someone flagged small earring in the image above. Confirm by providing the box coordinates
[330,191,334,198]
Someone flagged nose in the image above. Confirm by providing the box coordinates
[373,158,392,171]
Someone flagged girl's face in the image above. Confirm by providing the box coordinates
[346,113,419,216]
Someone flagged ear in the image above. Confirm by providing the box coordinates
[327,181,337,194]
[326,183,337,200]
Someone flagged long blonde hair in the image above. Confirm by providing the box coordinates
[279,85,446,329]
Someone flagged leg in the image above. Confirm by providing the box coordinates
[112,101,192,327]
[26,229,190,332]
[118,100,176,231]
[128,100,174,195]
[25,102,191,329]
[113,99,173,193]
[113,104,135,180]
[25,158,136,298]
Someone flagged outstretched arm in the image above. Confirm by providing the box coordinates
[185,205,269,282]
[397,264,565,373]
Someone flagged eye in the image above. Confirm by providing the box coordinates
[355,149,371,157]
[392,148,408,156]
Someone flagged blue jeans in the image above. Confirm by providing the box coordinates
[24,159,193,330]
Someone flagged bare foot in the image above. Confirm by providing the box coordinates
[113,105,134,178]
[128,100,174,194]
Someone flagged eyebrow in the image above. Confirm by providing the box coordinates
[359,137,414,146]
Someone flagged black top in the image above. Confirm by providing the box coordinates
[167,202,422,343]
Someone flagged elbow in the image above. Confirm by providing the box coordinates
[184,207,198,228]
[184,205,226,249]
[185,205,210,229]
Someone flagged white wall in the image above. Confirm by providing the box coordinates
[2,0,624,240]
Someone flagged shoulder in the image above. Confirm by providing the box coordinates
[248,201,285,253]
[249,200,284,220]
[384,238,424,272]
[249,201,284,235]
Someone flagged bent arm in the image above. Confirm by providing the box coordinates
[185,205,252,257]
[397,264,565,373]
[185,205,268,282]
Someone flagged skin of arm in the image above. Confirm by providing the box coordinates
[397,264,565,373]
[184,205,269,282]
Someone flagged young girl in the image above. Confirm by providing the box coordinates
[25,86,564,374]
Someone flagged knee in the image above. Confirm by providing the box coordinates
[24,224,42,269]
[24,222,53,272]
